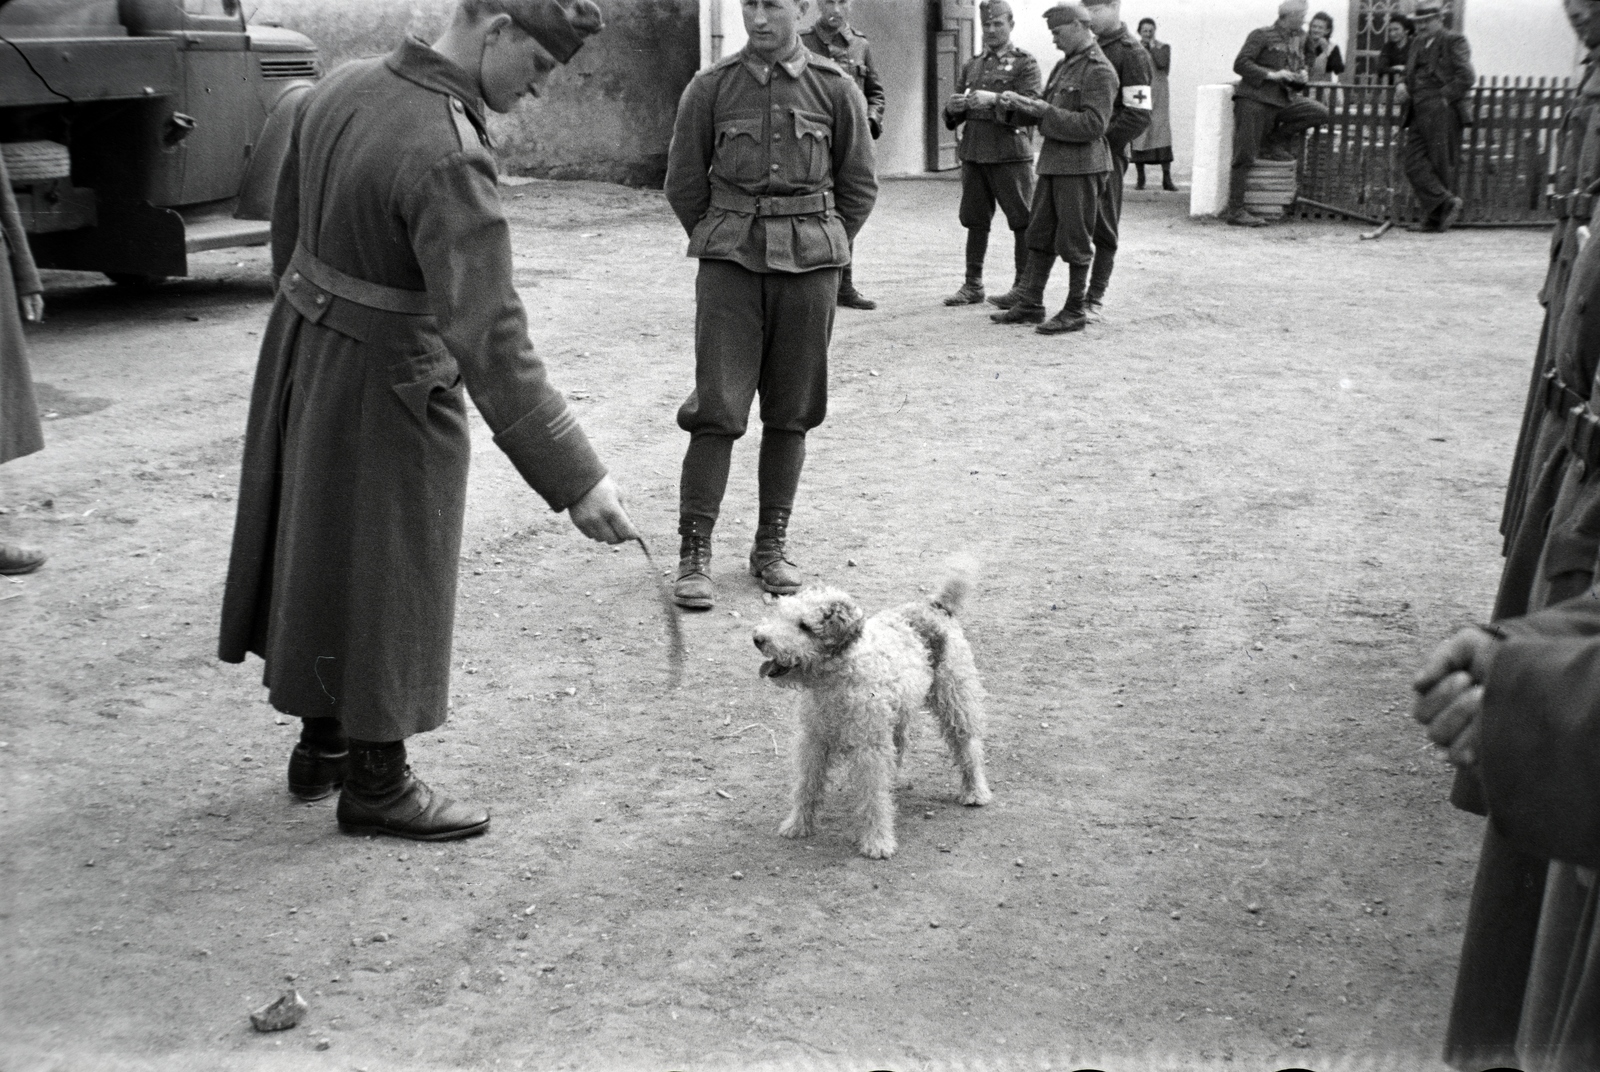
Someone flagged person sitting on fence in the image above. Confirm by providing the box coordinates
[1396,0,1474,233]
[1224,0,1331,228]
[1304,10,1344,82]
[1377,14,1413,83]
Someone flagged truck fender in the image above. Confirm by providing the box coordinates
[235,80,312,222]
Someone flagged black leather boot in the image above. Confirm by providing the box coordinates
[288,717,347,801]
[749,507,803,595]
[991,249,1051,324]
[673,515,715,610]
[336,739,489,841]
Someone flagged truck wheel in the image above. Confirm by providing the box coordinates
[105,273,166,288]
[1,141,71,182]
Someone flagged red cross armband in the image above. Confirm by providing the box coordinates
[1122,85,1153,110]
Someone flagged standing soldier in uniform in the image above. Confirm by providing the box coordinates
[1079,0,1150,322]
[940,0,1040,307]
[801,0,883,310]
[665,0,877,610]
[1224,0,1330,227]
[219,0,637,842]
[989,1,1117,335]
[1431,4,1600,1065]
[1396,0,1474,232]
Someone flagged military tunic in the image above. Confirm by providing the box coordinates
[219,38,606,741]
[664,42,876,520]
[943,43,1041,234]
[1015,40,1117,266]
[1227,24,1330,215]
[800,23,885,137]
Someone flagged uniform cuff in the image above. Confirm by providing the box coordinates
[492,401,609,514]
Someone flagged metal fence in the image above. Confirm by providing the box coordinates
[1292,76,1572,226]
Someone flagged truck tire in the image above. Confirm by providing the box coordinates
[2,141,71,183]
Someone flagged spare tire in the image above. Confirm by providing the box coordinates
[2,140,71,183]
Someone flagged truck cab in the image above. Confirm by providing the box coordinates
[0,0,319,283]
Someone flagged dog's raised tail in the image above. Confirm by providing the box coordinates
[930,554,979,617]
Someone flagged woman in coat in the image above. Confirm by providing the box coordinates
[1128,18,1175,191]
[0,149,46,575]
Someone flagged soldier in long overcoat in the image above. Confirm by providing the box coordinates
[1081,0,1151,322]
[219,0,635,842]
[0,149,47,576]
[1429,6,1600,1064]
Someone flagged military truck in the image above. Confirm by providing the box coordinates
[0,0,319,284]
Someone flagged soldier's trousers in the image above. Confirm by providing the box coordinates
[1405,98,1463,221]
[1227,96,1330,213]
[677,260,839,521]
[1025,172,1106,266]
[959,160,1034,232]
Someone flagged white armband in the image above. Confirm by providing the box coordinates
[1122,84,1153,110]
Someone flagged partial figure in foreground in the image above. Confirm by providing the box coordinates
[1225,0,1330,227]
[0,148,48,576]
[1412,601,1600,1072]
[665,0,877,610]
[1396,0,1474,232]
[755,562,992,859]
[218,0,636,843]
[940,0,1041,307]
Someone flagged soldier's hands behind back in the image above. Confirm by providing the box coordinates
[567,475,638,545]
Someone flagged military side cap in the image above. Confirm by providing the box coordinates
[515,0,605,64]
[1412,0,1443,17]
[1081,0,1117,7]
[979,0,1014,20]
[1044,2,1089,28]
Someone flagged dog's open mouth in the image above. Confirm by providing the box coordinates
[759,658,793,679]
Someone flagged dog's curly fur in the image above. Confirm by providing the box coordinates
[752,563,992,859]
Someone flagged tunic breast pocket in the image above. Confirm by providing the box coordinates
[714,118,765,185]
[1052,85,1082,112]
[791,110,833,186]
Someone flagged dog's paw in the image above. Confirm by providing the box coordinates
[858,835,897,859]
[958,786,993,807]
[777,814,813,839]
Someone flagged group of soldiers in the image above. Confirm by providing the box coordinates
[940,0,1153,334]
[1407,2,1600,1068]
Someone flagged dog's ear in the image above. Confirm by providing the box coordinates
[816,595,865,654]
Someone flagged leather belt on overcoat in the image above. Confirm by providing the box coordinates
[1550,191,1597,220]
[284,245,433,316]
[1545,367,1588,415]
[709,189,835,217]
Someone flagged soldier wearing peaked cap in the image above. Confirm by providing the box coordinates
[940,0,1042,307]
[665,0,877,610]
[989,1,1118,334]
[219,0,637,842]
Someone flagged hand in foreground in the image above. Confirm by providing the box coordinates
[567,475,638,545]
[946,92,970,113]
[20,293,43,322]
[1411,626,1499,767]
[998,91,1043,117]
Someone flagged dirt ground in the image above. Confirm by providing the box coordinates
[0,177,1546,1072]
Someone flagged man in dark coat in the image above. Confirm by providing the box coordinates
[989,1,1117,335]
[940,0,1040,307]
[1413,598,1600,1071]
[0,149,47,576]
[219,0,636,842]
[801,0,883,310]
[1397,0,1474,232]
[664,0,877,610]
[1435,9,1600,1063]
[1080,0,1151,322]
[1224,0,1330,228]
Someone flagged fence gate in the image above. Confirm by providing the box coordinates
[1293,76,1572,226]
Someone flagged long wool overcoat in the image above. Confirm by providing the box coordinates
[218,38,606,741]
[0,151,44,466]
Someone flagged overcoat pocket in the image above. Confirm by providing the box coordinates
[388,347,462,425]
